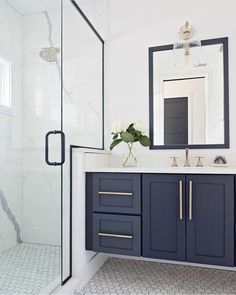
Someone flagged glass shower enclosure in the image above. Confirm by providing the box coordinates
[0,0,104,293]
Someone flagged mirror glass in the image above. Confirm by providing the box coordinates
[150,38,229,148]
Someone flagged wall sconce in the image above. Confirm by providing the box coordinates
[173,21,201,66]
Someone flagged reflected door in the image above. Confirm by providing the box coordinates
[164,97,188,144]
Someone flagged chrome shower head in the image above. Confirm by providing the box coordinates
[39,47,60,63]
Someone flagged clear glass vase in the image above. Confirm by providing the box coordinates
[123,143,137,167]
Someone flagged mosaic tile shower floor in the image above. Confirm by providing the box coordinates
[0,243,60,295]
[79,258,236,295]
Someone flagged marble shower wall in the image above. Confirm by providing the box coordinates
[0,0,23,253]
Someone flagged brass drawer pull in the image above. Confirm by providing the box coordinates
[98,233,133,239]
[179,180,183,220]
[98,191,133,196]
[189,180,193,220]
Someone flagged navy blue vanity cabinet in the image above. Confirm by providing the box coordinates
[92,173,141,214]
[86,172,142,256]
[186,175,234,266]
[87,172,235,267]
[142,174,186,261]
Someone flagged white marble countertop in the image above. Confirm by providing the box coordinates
[84,166,236,174]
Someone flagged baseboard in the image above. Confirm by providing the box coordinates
[54,253,108,295]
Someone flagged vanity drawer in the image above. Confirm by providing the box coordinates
[92,173,141,214]
[93,213,141,256]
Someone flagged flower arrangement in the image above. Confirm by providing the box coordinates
[110,121,151,167]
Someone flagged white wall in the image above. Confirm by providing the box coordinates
[0,0,23,253]
[107,0,236,167]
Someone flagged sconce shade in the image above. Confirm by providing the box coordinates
[173,22,201,67]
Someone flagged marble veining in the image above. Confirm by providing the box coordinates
[44,11,71,96]
[0,191,22,244]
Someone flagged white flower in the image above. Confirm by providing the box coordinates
[134,121,147,134]
[121,121,130,131]
[111,120,129,134]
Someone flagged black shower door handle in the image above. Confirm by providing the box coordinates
[45,130,65,166]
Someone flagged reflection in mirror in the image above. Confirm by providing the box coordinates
[163,77,207,145]
[150,38,229,149]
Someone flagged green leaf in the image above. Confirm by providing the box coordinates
[110,139,122,150]
[120,131,134,143]
[127,128,136,138]
[113,133,118,140]
[139,135,151,147]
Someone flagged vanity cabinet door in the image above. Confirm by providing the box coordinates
[142,174,186,261]
[186,175,234,266]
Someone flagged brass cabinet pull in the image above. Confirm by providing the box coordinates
[98,233,133,239]
[179,180,183,220]
[98,191,133,196]
[189,180,193,220]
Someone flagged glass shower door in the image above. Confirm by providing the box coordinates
[22,1,64,291]
[0,0,66,294]
[22,0,72,287]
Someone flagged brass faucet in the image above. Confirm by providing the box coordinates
[184,148,191,167]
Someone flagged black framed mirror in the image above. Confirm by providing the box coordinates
[149,37,229,149]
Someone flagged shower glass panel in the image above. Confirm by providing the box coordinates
[63,0,104,149]
[0,0,64,294]
[61,0,105,281]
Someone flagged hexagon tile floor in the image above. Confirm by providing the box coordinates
[78,258,236,295]
[0,243,60,295]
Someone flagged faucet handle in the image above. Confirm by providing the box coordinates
[196,156,204,167]
[171,156,179,167]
